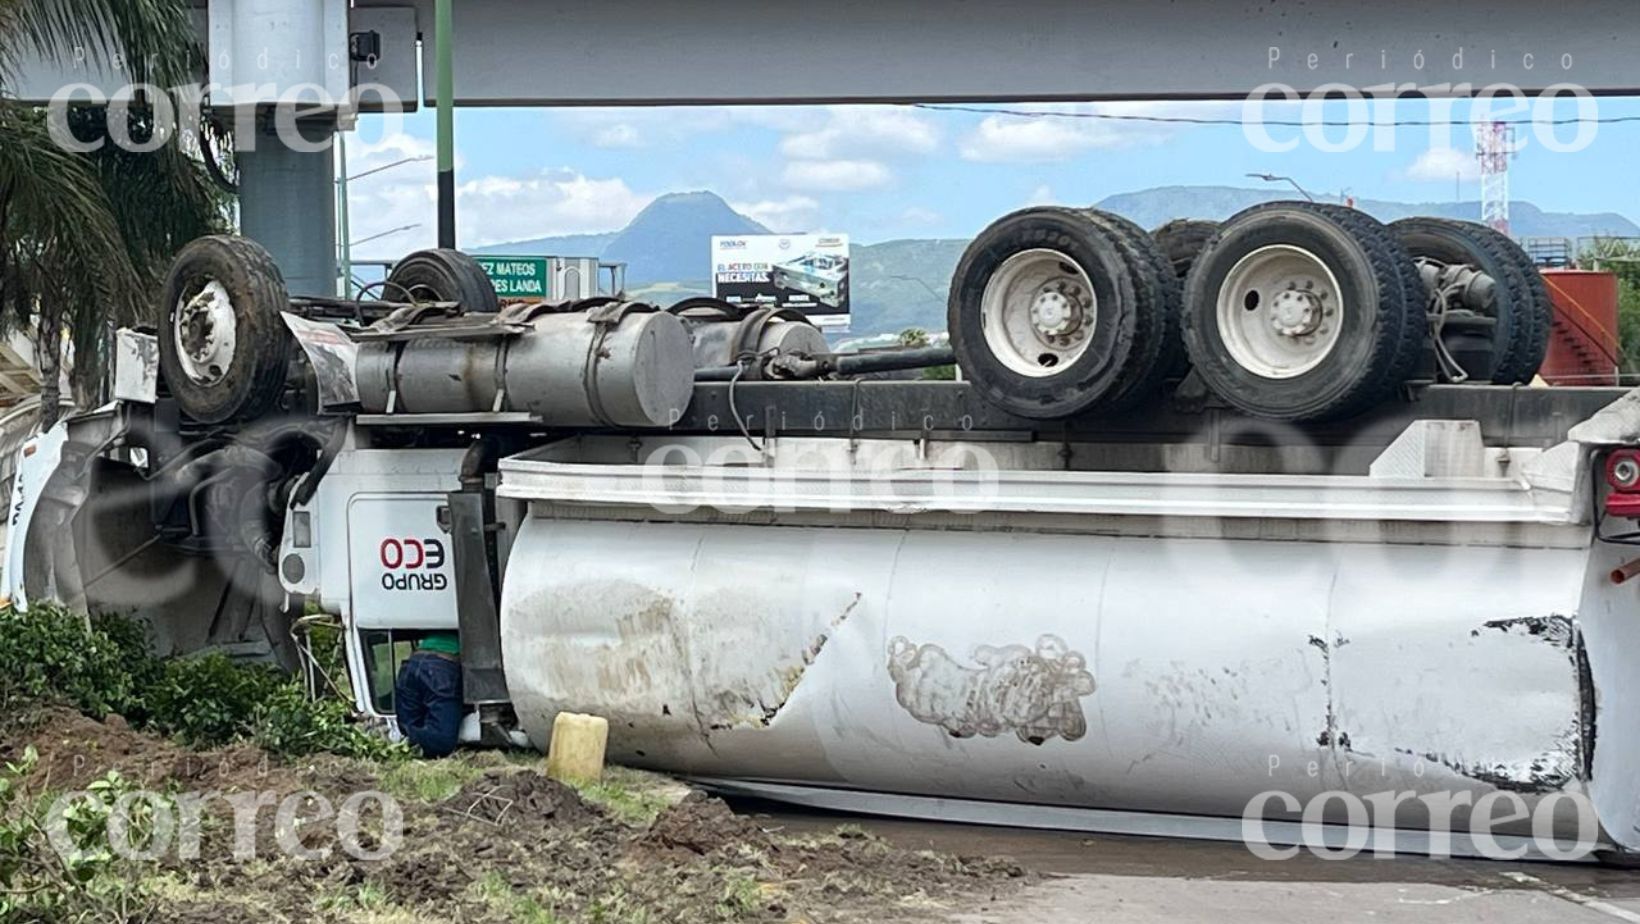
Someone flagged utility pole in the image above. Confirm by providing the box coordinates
[336,151,433,297]
[436,0,456,249]
[338,133,351,296]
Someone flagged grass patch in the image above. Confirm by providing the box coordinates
[567,766,686,827]
[716,873,763,917]
[379,757,489,803]
[586,885,654,924]
[469,871,564,924]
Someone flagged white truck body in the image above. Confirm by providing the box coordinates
[10,339,1640,860]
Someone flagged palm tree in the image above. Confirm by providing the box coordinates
[0,0,227,425]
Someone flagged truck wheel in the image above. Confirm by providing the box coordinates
[1081,208,1186,409]
[387,249,500,313]
[159,236,293,425]
[1152,219,1220,278]
[1182,202,1425,422]
[949,206,1166,418]
[1390,217,1550,384]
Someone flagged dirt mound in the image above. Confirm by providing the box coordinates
[645,790,772,855]
[9,707,330,796]
[442,769,602,829]
[10,712,1032,922]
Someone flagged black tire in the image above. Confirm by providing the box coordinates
[1390,217,1550,384]
[1152,219,1220,279]
[949,207,1163,419]
[1182,201,1426,422]
[158,236,292,425]
[387,249,500,313]
[1081,208,1186,409]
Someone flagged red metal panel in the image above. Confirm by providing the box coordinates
[1540,270,1621,387]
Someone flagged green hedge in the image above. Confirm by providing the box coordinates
[0,604,404,761]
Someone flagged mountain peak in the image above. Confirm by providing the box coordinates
[603,191,769,282]
[640,190,736,209]
[472,190,769,279]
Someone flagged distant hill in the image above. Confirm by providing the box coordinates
[472,231,617,259]
[604,192,769,282]
[473,191,768,283]
[1095,186,1640,239]
[476,185,1640,337]
[849,238,967,336]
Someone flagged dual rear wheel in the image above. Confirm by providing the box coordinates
[947,207,1180,419]
[951,203,1549,422]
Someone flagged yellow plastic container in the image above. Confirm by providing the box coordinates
[544,712,609,784]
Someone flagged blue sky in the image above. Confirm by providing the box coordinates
[340,95,1640,260]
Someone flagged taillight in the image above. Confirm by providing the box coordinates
[1604,450,1640,517]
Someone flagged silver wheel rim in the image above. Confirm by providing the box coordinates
[979,248,1097,378]
[174,279,238,387]
[1217,244,1343,379]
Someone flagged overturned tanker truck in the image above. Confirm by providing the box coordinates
[10,201,1640,861]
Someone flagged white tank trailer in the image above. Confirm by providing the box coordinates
[485,417,1640,861]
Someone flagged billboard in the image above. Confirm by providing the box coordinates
[711,234,850,330]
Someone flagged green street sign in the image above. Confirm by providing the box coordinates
[476,256,549,298]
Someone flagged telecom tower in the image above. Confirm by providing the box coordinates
[1475,121,1518,235]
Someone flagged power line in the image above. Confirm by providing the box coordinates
[908,102,1640,128]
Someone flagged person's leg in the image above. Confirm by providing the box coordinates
[417,657,465,758]
[394,654,431,745]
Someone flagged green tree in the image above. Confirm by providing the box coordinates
[1581,238,1640,377]
[897,327,930,348]
[0,0,227,425]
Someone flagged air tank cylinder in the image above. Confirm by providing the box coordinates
[682,316,828,370]
[355,309,694,428]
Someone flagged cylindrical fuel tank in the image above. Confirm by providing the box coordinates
[499,514,1606,842]
[682,316,828,369]
[355,310,693,427]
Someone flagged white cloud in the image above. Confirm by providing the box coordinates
[591,123,643,148]
[344,163,649,257]
[959,115,1130,163]
[899,206,942,226]
[780,106,939,160]
[344,131,443,175]
[1024,184,1056,206]
[957,101,1241,163]
[456,170,649,246]
[1401,145,1482,183]
[782,159,892,191]
[731,195,821,232]
[551,106,815,148]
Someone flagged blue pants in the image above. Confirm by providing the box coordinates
[394,652,464,758]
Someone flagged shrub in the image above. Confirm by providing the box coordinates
[252,684,406,761]
[146,654,286,748]
[0,604,404,762]
[0,748,155,920]
[0,604,137,718]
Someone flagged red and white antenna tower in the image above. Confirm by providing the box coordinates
[1474,121,1518,235]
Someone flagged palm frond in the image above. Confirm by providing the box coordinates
[0,105,144,329]
[1,0,200,88]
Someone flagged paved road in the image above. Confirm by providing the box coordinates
[736,803,1640,922]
